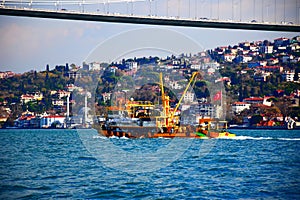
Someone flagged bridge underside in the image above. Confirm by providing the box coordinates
[1,8,299,32]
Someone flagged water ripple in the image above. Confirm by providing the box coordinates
[0,129,299,199]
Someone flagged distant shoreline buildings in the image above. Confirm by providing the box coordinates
[0,35,299,129]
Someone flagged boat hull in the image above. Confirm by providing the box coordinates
[207,131,236,138]
[97,125,235,139]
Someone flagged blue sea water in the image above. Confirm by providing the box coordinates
[0,129,299,199]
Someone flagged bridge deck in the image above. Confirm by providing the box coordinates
[1,7,300,32]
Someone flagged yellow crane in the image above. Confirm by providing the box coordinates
[158,72,198,133]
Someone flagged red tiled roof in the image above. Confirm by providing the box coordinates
[233,102,249,105]
[260,66,281,69]
[274,37,288,41]
[264,96,275,99]
[253,104,270,108]
[43,115,65,118]
[21,95,34,98]
[244,97,264,101]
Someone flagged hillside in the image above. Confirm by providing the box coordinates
[0,36,300,128]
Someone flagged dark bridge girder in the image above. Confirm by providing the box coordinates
[1,8,300,32]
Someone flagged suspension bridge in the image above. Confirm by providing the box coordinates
[0,0,300,32]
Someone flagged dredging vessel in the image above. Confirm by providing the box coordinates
[96,72,235,139]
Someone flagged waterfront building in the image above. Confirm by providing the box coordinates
[40,115,65,128]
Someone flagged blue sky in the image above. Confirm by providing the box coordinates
[0,0,299,73]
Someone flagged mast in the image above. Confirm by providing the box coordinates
[160,72,170,127]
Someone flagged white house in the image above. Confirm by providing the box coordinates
[20,92,43,104]
[40,115,66,128]
[242,55,253,63]
[243,97,272,107]
[282,71,299,82]
[183,91,195,103]
[66,84,83,92]
[20,94,35,104]
[224,54,236,62]
[260,45,273,54]
[0,71,15,79]
[198,103,217,118]
[102,92,112,103]
[110,66,118,74]
[89,62,101,71]
[169,81,184,90]
[190,64,201,70]
[232,102,251,114]
[57,90,70,99]
[126,61,138,70]
[52,99,64,106]
[259,61,268,66]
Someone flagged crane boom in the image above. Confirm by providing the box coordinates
[158,72,198,132]
[172,72,198,117]
[159,72,165,98]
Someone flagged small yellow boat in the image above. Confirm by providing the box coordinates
[217,131,236,138]
[196,119,236,139]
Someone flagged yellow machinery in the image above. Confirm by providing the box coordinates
[157,72,198,133]
[125,101,154,118]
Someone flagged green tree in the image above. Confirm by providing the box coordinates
[250,114,263,126]
[294,66,300,82]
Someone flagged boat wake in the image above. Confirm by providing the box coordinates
[93,135,130,140]
[92,135,108,140]
[220,136,300,141]
[91,135,300,141]
[157,137,172,139]
[277,138,300,141]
